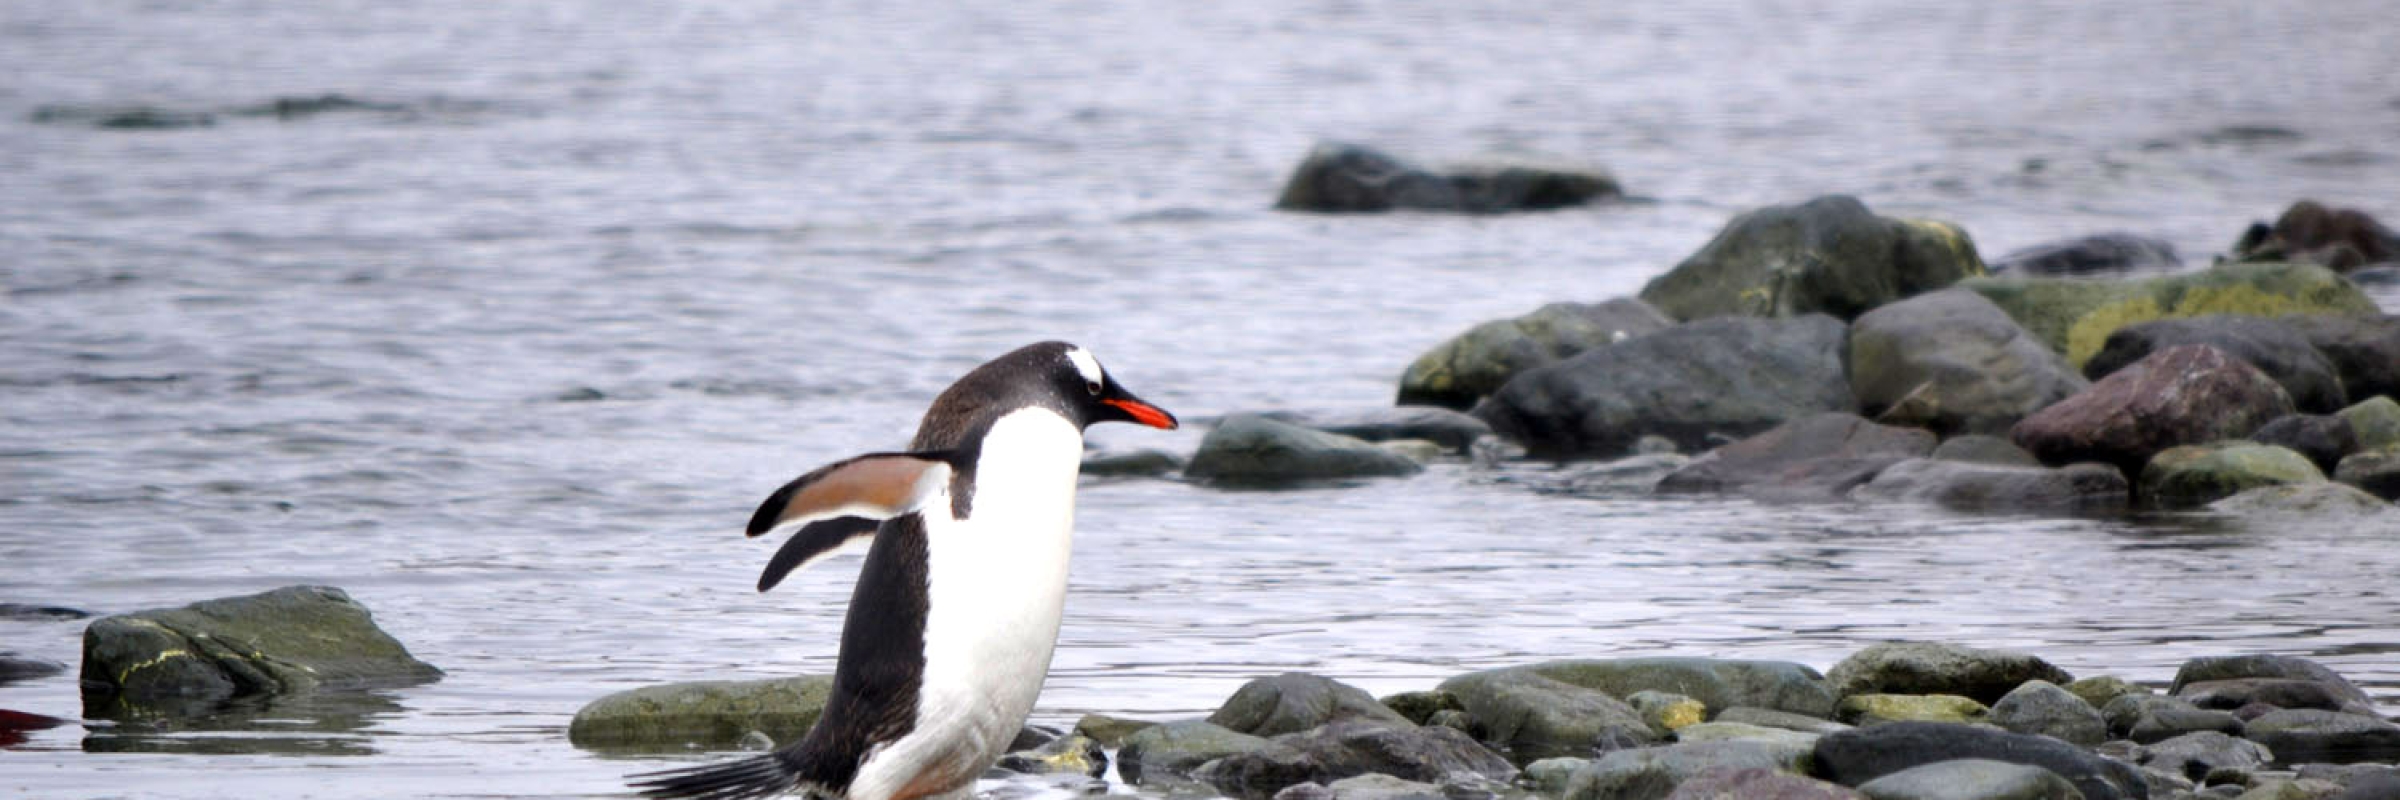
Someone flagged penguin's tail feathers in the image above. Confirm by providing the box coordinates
[628,752,820,800]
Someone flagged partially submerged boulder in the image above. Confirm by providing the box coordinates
[1958,260,2377,368]
[1118,720,1274,784]
[2334,447,2400,500]
[80,585,440,715]
[1275,143,1620,214]
[2137,441,2326,509]
[567,675,833,752]
[1637,195,1985,322]
[1989,232,2182,276]
[1396,300,1671,410]
[1210,673,1414,738]
[2010,344,2294,474]
[1187,415,1424,486]
[2207,483,2395,519]
[1812,722,2148,800]
[1826,642,2072,706]
[1850,459,2128,512]
[1655,413,1935,501]
[2230,200,2400,272]
[2082,315,2347,413]
[1847,288,2088,436]
[1252,407,1495,453]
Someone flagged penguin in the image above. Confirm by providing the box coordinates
[630,341,1177,800]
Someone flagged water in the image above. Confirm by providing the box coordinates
[4,1,2399,796]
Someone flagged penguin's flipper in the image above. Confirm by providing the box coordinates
[745,451,955,591]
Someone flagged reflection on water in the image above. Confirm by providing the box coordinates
[80,690,404,757]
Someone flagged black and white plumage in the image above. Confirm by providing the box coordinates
[631,342,1177,800]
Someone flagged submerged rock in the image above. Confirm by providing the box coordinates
[29,104,217,129]
[1847,288,2088,436]
[1192,720,1517,800]
[1210,673,1414,738]
[1397,300,1672,410]
[567,675,832,752]
[2230,200,2400,272]
[1812,722,2148,800]
[2136,441,2325,509]
[0,653,66,686]
[1990,232,2183,276]
[1958,260,2377,368]
[2010,344,2295,474]
[2333,447,2400,500]
[1186,415,1424,486]
[2242,710,2400,765]
[0,604,92,621]
[2207,482,2396,519]
[1827,642,2073,706]
[2083,315,2347,413]
[1637,195,1984,322]
[1275,143,1620,214]
[1118,720,1274,784]
[1559,740,1813,800]
[1081,448,1185,478]
[1254,407,1496,453]
[1850,459,2128,512]
[1852,758,2084,800]
[80,585,441,715]
[1655,413,1935,501]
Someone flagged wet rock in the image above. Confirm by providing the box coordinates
[998,733,1108,778]
[1472,659,1840,721]
[2241,710,2400,765]
[1827,642,2075,705]
[1424,710,1481,737]
[1186,415,1424,486]
[566,675,831,751]
[1525,757,1592,796]
[2230,201,2400,272]
[2104,695,2245,744]
[1072,713,1157,748]
[1838,694,1991,727]
[1397,300,1673,410]
[2083,316,2347,413]
[1851,459,2129,512]
[0,603,92,621]
[1377,440,1447,464]
[2010,345,2296,475]
[1931,436,2043,466]
[1117,720,1274,784]
[1991,681,2107,747]
[1271,774,1448,800]
[1553,453,1693,495]
[1274,143,1619,214]
[1629,691,1708,736]
[1380,691,1465,727]
[1674,721,1824,748]
[1849,288,2089,435]
[2135,731,2272,786]
[2333,447,2400,500]
[1435,668,1657,761]
[1475,315,1853,459]
[2064,677,2149,712]
[1192,720,1518,800]
[80,585,441,714]
[1561,740,1815,800]
[1718,707,1856,736]
[1255,407,1496,453]
[2180,679,2354,714]
[233,93,407,119]
[0,652,65,686]
[1854,758,2085,800]
[2206,483,2396,518]
[2247,415,2360,473]
[1637,195,1985,322]
[1991,232,2183,277]
[2328,770,2400,800]
[2277,316,2400,405]
[29,104,216,129]
[1211,673,1415,738]
[1082,448,1185,477]
[2137,442,2325,509]
[1812,722,2149,800]
[2170,655,2378,713]
[2336,397,2400,452]
[1666,767,1867,800]
[1656,413,1935,500]
[1958,261,2378,368]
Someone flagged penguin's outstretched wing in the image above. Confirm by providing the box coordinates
[746,450,956,593]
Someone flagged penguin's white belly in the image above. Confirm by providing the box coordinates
[848,409,1083,800]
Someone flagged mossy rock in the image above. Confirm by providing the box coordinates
[1637,196,1985,322]
[80,585,441,715]
[1835,694,1990,726]
[2139,441,2326,509]
[1959,261,2378,368]
[2339,396,2400,451]
[567,675,833,752]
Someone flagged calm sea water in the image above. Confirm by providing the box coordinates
[4,2,2398,797]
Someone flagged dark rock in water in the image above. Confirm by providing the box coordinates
[567,675,831,752]
[2083,315,2348,413]
[1957,261,2378,368]
[1210,673,1415,738]
[1853,758,2084,800]
[1552,453,1693,496]
[1117,720,1274,784]
[1811,722,2149,800]
[2230,200,2400,272]
[1396,300,1672,410]
[1255,407,1495,453]
[1988,680,2106,747]
[1848,289,2088,436]
[1560,740,1813,800]
[0,603,92,621]
[2169,655,2377,713]
[997,733,1108,778]
[1930,435,2042,467]
[1186,415,1423,486]
[80,585,441,715]
[1474,315,1853,459]
[1637,195,1985,322]
[1655,413,1934,500]
[1377,691,1465,727]
[2137,442,2325,509]
[2277,315,2400,405]
[30,104,217,129]
[1851,458,2128,511]
[1990,232,2183,276]
[2243,709,2400,765]
[2333,447,2400,500]
[2102,695,2244,744]
[1667,767,1865,800]
[1081,448,1185,477]
[1827,642,2074,706]
[2134,731,2270,786]
[234,94,407,119]
[2339,397,2400,451]
[1435,667,1657,762]
[0,652,67,685]
[1009,724,1060,753]
[2178,678,2352,714]
[1074,713,1160,748]
[1274,143,1620,214]
[1192,720,1518,800]
[2010,344,2295,474]
[2349,265,2400,285]
[2248,414,2360,473]
[2208,482,2396,519]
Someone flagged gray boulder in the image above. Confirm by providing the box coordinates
[2207,483,2396,519]
[2137,442,2325,509]
[567,675,831,752]
[1397,300,1672,410]
[1187,415,1424,486]
[1637,195,1985,322]
[2241,710,2400,765]
[2280,315,2400,405]
[1275,143,1620,214]
[1192,720,1517,800]
[1852,459,2128,511]
[1991,233,2182,276]
[2083,316,2347,413]
[2247,414,2360,473]
[2169,655,2378,713]
[1435,668,1657,761]
[1117,720,1273,784]
[79,585,440,715]
[2011,345,2295,475]
[1475,315,1854,459]
[1855,759,2085,800]
[2102,695,2244,744]
[1666,767,1867,800]
[2134,731,2271,786]
[1255,407,1495,453]
[1812,722,2148,800]
[1210,673,1415,738]
[1827,643,2073,705]
[2334,447,2400,501]
[1931,435,2043,467]
[1478,658,1840,719]
[1656,413,1935,501]
[1990,680,2107,747]
[1848,288,2088,436]
[1560,740,1814,800]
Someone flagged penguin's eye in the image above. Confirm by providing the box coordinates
[1085,379,1104,396]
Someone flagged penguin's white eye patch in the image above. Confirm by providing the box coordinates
[1065,347,1106,391]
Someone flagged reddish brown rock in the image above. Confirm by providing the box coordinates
[2232,200,2400,271]
[2010,344,2294,473]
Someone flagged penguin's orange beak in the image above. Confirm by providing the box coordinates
[1103,397,1178,430]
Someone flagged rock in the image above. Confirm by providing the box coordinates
[2103,695,2245,744]
[2337,397,2400,451]
[2247,415,2361,473]
[1637,195,1984,322]
[1932,436,2043,466]
[1848,289,2090,435]
[1117,720,1274,784]
[1854,759,2085,800]
[2351,265,2400,285]
[2010,345,2296,474]
[0,604,91,621]
[0,653,66,686]
[1211,673,1416,738]
[1397,300,1673,410]
[2329,771,2400,800]
[1629,691,1709,736]
[1990,681,2107,747]
[1561,740,1815,800]
[1192,720,1518,800]
[1812,722,2149,800]
[1675,721,1824,749]
[1423,710,1480,737]
[1272,774,1448,800]
[1827,643,2074,705]
[2064,677,2149,711]
[1718,707,1856,736]
[79,585,441,714]
[1553,453,1694,495]
[29,104,217,129]
[1274,143,1619,214]
[2207,483,2396,518]
[2230,201,2400,271]
[1377,440,1447,464]
[2231,778,2348,800]
[2333,447,2400,500]
[1186,415,1425,486]
[2169,655,2378,713]
[1073,713,1158,748]
[2277,316,2400,405]
[1992,233,2184,277]
[1636,436,1681,455]
[1475,315,1854,459]
[1465,659,1840,721]
[1837,695,1991,726]
[1379,691,1465,727]
[2241,710,2400,765]
[1958,261,2378,368]
[1667,767,1867,800]
[1435,667,1658,761]
[565,675,831,751]
[1525,757,1592,796]
[2137,442,2326,509]
[1656,413,1935,500]
[997,733,1109,777]
[1082,448,1185,477]
[1256,407,1498,453]
[2135,731,2272,786]
[1850,459,2129,512]
[2083,316,2347,413]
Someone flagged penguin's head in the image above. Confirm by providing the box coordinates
[1055,343,1178,431]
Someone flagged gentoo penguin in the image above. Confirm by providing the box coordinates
[631,341,1176,800]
